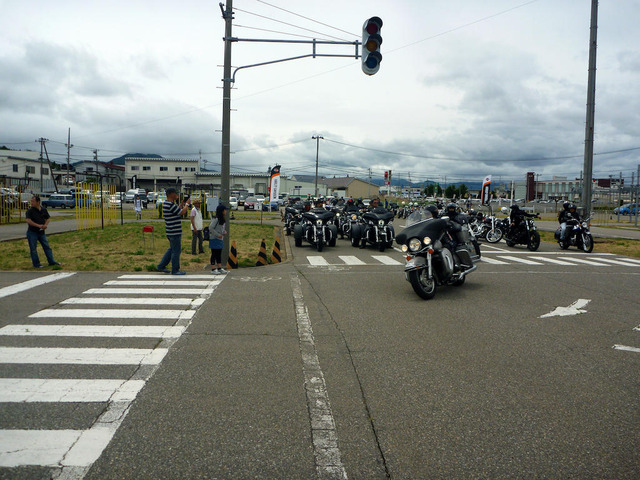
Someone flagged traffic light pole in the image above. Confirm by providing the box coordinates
[582,0,598,218]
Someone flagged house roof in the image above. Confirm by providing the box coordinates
[323,177,378,189]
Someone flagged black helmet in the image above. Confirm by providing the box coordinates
[425,205,439,217]
[563,201,570,210]
[446,202,457,215]
[568,203,577,213]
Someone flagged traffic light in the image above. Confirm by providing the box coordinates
[384,171,389,184]
[388,170,392,184]
[362,16,383,75]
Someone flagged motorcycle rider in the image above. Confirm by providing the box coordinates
[559,203,581,243]
[425,204,439,218]
[509,204,539,235]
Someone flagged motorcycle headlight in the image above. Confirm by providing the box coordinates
[378,219,385,226]
[423,236,432,246]
[401,244,408,253]
[409,238,422,252]
[316,219,323,226]
[351,214,357,220]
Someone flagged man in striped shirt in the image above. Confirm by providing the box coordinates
[157,187,191,275]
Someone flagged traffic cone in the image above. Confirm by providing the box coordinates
[256,239,268,266]
[271,236,282,264]
[226,240,238,270]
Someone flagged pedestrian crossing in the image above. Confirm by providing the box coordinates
[303,252,640,268]
[0,273,223,472]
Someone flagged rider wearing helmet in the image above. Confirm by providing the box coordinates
[510,204,539,232]
[425,204,439,218]
[558,201,571,241]
[445,202,459,221]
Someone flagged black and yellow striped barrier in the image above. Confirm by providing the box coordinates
[226,240,238,270]
[271,236,282,264]
[256,239,268,266]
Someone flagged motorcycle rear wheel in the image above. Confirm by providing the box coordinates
[527,231,541,251]
[408,269,437,300]
[582,233,594,253]
[486,228,503,243]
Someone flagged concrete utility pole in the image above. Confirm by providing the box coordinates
[312,135,323,197]
[66,128,73,186]
[582,0,598,217]
[220,0,233,264]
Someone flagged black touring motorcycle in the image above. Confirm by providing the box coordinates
[293,208,338,252]
[396,211,481,300]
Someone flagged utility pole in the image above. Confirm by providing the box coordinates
[368,168,372,198]
[312,135,323,197]
[582,0,598,217]
[635,164,639,227]
[220,0,233,264]
[66,128,73,187]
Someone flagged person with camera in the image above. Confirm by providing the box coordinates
[157,187,190,275]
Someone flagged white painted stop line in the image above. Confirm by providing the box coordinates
[0,347,168,365]
[0,378,146,403]
[29,309,195,320]
[0,325,186,338]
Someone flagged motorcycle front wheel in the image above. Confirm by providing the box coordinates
[408,269,437,300]
[486,228,503,243]
[527,231,541,251]
[582,233,594,253]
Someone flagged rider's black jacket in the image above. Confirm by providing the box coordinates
[510,206,536,226]
[558,210,581,224]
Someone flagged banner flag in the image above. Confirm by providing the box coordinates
[481,175,492,205]
[269,165,281,204]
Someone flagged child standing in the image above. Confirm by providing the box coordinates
[209,204,228,275]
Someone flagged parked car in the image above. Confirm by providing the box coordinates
[125,188,148,204]
[237,196,246,207]
[229,196,238,210]
[614,203,637,215]
[42,194,75,209]
[244,196,257,210]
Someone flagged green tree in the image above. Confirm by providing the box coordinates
[436,184,442,196]
[458,183,468,198]
[424,184,435,196]
[445,185,457,199]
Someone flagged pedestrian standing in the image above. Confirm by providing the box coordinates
[209,204,228,275]
[190,198,205,255]
[134,194,142,220]
[157,188,190,275]
[25,195,60,268]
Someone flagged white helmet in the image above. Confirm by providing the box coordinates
[501,207,509,214]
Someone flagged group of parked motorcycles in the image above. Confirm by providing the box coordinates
[283,200,396,252]
[283,198,594,301]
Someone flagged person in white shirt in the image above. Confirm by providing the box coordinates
[134,195,142,220]
[190,198,205,255]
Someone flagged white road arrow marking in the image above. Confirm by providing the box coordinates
[540,299,591,318]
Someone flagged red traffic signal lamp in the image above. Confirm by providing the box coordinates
[362,16,383,75]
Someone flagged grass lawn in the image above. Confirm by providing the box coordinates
[537,231,640,258]
[0,221,284,272]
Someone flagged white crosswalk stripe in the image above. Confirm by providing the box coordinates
[338,255,366,265]
[496,255,544,265]
[593,257,640,267]
[307,256,330,266]
[0,273,223,471]
[481,256,509,265]
[371,255,403,265]
[528,256,577,266]
[558,257,610,266]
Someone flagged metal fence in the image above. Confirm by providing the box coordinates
[75,182,118,230]
[0,177,31,225]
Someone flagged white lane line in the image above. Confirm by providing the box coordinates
[0,272,76,299]
[529,256,577,266]
[0,325,186,338]
[338,256,366,266]
[595,258,640,267]
[0,429,82,467]
[29,309,195,320]
[497,256,543,265]
[0,378,146,403]
[371,255,403,265]
[558,257,610,266]
[613,345,640,353]
[291,274,347,479]
[105,280,214,286]
[83,288,214,295]
[307,256,330,266]
[118,274,221,280]
[61,297,194,306]
[0,347,168,365]
[481,256,509,265]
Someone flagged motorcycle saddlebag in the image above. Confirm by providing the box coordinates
[455,246,473,268]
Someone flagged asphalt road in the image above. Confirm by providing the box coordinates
[0,233,639,479]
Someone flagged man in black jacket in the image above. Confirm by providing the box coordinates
[25,195,60,268]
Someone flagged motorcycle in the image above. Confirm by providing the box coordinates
[555,216,593,253]
[396,211,481,300]
[293,208,338,252]
[351,208,395,251]
[283,204,303,236]
[504,215,541,251]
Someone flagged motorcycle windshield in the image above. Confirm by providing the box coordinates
[406,210,434,226]
[396,216,447,245]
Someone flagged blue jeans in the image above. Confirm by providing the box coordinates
[158,234,182,273]
[26,229,56,267]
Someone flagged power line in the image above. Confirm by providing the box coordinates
[233,6,352,42]
[235,24,338,41]
[255,0,359,38]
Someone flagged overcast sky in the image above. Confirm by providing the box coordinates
[1,0,639,185]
